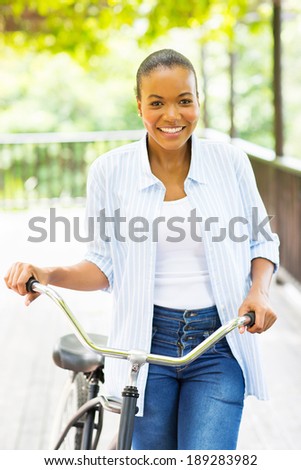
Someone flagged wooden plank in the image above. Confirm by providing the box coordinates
[1,211,300,450]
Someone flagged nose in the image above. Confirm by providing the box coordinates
[164,104,181,121]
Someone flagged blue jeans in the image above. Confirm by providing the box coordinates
[132,305,245,450]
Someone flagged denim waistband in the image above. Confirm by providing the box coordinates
[153,304,218,321]
[152,304,221,354]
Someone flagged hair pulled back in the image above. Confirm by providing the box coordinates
[136,49,198,100]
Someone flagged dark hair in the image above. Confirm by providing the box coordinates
[136,49,198,99]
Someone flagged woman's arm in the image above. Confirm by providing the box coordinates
[238,257,277,334]
[233,147,280,270]
[4,260,109,305]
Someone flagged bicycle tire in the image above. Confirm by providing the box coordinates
[50,372,89,449]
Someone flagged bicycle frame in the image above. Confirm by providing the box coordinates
[26,277,255,450]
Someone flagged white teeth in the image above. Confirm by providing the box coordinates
[160,127,183,134]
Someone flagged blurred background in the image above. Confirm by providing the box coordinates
[0,0,301,451]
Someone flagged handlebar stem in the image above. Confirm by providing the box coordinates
[127,350,148,386]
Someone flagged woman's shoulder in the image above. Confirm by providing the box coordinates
[196,137,245,155]
[194,136,248,167]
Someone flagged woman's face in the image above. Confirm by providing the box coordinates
[137,66,200,154]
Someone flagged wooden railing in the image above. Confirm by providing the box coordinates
[232,137,300,285]
[0,130,145,209]
[0,129,299,285]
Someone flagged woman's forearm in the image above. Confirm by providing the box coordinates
[47,260,109,291]
[249,257,275,294]
[4,259,109,301]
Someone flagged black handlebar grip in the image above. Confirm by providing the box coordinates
[26,276,38,293]
[244,311,255,328]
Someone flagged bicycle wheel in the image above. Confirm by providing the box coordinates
[50,372,89,449]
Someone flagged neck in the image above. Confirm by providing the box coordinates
[147,136,191,171]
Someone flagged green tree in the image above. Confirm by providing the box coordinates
[0,1,270,61]
[1,0,294,155]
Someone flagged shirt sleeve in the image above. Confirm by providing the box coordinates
[84,160,114,292]
[233,147,280,272]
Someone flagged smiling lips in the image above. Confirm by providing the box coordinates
[158,126,185,134]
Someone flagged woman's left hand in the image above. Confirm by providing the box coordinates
[238,287,277,334]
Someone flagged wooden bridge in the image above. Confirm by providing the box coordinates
[0,209,300,450]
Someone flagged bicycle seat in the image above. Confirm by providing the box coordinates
[52,333,108,373]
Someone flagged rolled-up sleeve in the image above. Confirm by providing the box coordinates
[84,161,114,292]
[234,148,280,272]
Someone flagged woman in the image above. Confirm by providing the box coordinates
[5,49,279,450]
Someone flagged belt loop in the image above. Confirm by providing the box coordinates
[183,309,189,322]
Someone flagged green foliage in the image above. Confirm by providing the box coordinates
[232,21,274,148]
[0,0,271,62]
[0,0,137,64]
[0,44,143,133]
[136,0,271,45]
[0,0,300,159]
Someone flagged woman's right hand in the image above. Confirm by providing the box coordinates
[4,262,50,305]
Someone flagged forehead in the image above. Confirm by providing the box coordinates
[140,66,197,97]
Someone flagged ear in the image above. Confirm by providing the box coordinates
[137,98,142,117]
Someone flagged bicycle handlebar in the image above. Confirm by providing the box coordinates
[26,277,255,368]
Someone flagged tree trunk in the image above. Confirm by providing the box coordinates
[229,50,236,138]
[273,0,284,156]
[200,45,209,129]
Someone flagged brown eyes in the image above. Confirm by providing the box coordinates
[150,101,163,107]
[149,99,193,107]
[180,99,193,105]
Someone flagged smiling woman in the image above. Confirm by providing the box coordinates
[138,67,200,151]
[5,49,279,451]
[136,51,200,193]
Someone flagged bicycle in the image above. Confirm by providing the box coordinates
[25,277,255,451]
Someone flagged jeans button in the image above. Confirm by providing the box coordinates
[186,311,197,318]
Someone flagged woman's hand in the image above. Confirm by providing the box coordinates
[238,257,277,334]
[4,260,109,305]
[4,262,50,306]
[238,286,277,334]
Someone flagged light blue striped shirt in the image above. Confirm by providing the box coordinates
[85,133,279,415]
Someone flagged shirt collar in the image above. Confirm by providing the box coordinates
[186,133,207,185]
[138,132,207,190]
[138,133,162,190]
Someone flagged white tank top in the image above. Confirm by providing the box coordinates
[154,196,215,309]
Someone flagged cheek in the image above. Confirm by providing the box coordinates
[185,107,200,122]
[141,111,158,126]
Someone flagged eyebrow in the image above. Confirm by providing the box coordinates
[147,92,194,99]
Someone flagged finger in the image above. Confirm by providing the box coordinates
[18,264,37,295]
[238,304,247,318]
[10,264,25,294]
[4,263,18,290]
[238,306,258,334]
[3,270,11,288]
[249,308,267,333]
[262,311,277,332]
[16,268,33,295]
[25,292,40,306]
